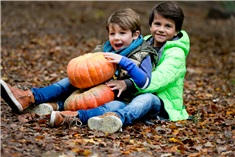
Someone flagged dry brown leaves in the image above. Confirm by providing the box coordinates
[1,1,235,157]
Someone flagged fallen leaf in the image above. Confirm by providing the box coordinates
[169,138,184,145]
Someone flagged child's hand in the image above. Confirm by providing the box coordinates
[104,53,122,64]
[106,80,127,97]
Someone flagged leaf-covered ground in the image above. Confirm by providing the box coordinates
[1,1,235,157]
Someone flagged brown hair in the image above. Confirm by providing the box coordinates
[149,2,184,31]
[106,8,141,33]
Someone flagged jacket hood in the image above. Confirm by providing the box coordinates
[164,30,190,57]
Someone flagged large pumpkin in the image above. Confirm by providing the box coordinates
[67,52,116,89]
[64,84,115,111]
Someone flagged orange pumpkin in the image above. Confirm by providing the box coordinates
[64,84,115,110]
[67,52,116,89]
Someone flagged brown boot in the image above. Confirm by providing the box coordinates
[88,112,123,134]
[23,102,59,116]
[0,79,35,113]
[49,111,82,128]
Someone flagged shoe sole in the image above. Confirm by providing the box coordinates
[88,116,122,133]
[49,111,56,127]
[0,80,23,113]
[23,103,54,116]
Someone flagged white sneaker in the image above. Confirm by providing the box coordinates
[23,103,59,116]
[88,112,122,133]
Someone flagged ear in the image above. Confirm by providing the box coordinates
[133,30,140,39]
[174,30,178,36]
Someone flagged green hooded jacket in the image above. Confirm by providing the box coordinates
[136,30,190,121]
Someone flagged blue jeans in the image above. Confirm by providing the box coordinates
[78,93,163,126]
[31,78,163,126]
[31,78,77,110]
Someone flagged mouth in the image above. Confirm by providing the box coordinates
[156,34,166,37]
[155,34,166,40]
[114,43,124,49]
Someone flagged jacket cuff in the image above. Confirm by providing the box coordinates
[124,79,134,90]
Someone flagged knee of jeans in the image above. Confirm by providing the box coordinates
[57,78,71,88]
[142,93,159,102]
[113,100,126,108]
[140,93,154,99]
[105,100,126,111]
[118,102,126,108]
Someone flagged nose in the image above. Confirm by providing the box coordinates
[114,34,120,40]
[158,26,164,32]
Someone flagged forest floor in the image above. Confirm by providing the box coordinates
[1,1,235,157]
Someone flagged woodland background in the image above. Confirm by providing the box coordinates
[1,1,235,157]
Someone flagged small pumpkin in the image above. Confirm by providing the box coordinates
[67,52,116,89]
[64,84,115,111]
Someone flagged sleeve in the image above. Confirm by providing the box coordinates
[119,55,152,89]
[137,48,186,93]
[124,79,134,89]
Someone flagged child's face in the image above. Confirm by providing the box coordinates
[150,13,178,47]
[108,24,139,51]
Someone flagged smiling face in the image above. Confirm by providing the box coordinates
[108,24,139,51]
[150,13,178,47]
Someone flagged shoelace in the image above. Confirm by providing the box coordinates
[17,93,34,108]
[62,114,83,128]
[14,85,34,107]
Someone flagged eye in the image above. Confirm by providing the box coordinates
[154,22,161,26]
[109,32,115,36]
[165,24,172,28]
[120,31,126,35]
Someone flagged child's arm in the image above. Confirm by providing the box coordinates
[104,53,151,89]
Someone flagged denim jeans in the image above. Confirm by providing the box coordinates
[78,93,163,126]
[31,78,77,110]
[31,78,163,126]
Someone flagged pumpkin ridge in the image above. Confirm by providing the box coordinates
[89,86,100,108]
[71,90,80,110]
[99,55,108,82]
[87,56,100,86]
[97,85,108,105]
[78,92,86,110]
[70,94,77,111]
[102,85,114,102]
[74,59,84,88]
[92,55,104,84]
[82,56,93,88]
[104,85,114,103]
